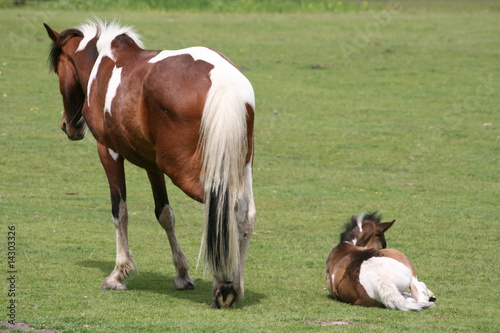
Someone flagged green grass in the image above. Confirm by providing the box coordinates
[0,0,390,12]
[1,2,499,332]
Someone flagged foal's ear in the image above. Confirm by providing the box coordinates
[43,23,59,42]
[380,220,396,232]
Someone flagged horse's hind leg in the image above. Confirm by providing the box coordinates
[98,144,137,290]
[233,163,256,301]
[209,164,255,308]
[147,170,195,290]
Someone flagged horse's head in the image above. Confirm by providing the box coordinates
[45,23,89,140]
[341,212,395,249]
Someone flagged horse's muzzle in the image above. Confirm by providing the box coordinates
[61,121,86,141]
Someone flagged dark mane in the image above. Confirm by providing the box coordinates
[48,28,83,73]
[340,211,381,242]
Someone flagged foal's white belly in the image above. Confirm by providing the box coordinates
[359,257,412,301]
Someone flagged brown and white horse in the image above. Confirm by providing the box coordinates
[44,19,256,308]
[326,213,436,311]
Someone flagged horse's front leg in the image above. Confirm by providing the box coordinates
[98,143,137,290]
[147,170,195,290]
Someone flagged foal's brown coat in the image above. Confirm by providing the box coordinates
[326,214,435,311]
[326,216,395,307]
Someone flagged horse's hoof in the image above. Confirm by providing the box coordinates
[174,269,195,290]
[100,278,127,290]
[212,282,237,308]
[174,278,195,290]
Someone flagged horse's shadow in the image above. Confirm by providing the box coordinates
[77,260,264,307]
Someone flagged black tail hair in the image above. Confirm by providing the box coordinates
[206,187,230,277]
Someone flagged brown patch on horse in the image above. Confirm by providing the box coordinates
[245,103,255,164]
[141,54,214,201]
[326,242,384,306]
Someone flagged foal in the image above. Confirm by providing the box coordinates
[325,213,436,311]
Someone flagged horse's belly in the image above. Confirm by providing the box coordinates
[101,127,156,170]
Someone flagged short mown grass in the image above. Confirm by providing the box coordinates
[0,2,499,332]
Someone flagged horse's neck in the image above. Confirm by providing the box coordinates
[81,35,144,99]
[74,43,99,94]
[329,241,357,260]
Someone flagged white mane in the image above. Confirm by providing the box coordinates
[76,18,144,54]
[83,19,144,105]
[356,212,367,233]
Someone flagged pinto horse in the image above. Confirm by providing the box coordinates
[44,19,256,308]
[325,213,436,311]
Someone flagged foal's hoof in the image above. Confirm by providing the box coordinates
[211,282,237,308]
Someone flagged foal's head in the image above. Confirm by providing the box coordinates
[341,212,395,249]
[45,23,91,140]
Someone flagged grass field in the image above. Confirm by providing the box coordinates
[0,1,499,332]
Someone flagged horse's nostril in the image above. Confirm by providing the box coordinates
[61,122,67,133]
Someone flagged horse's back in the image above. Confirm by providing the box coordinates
[140,48,254,201]
[380,248,416,276]
[144,52,213,115]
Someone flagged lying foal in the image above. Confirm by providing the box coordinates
[325,213,436,311]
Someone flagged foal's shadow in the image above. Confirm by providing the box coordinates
[77,260,264,307]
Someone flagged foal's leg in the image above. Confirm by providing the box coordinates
[147,170,195,290]
[98,144,137,290]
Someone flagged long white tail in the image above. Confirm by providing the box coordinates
[199,77,248,282]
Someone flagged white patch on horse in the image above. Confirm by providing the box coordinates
[148,47,255,108]
[359,257,412,302]
[108,148,120,161]
[87,53,105,106]
[104,65,122,115]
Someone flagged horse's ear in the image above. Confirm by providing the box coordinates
[380,220,395,232]
[44,23,59,42]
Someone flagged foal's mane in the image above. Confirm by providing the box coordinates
[47,19,144,73]
[340,212,382,242]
